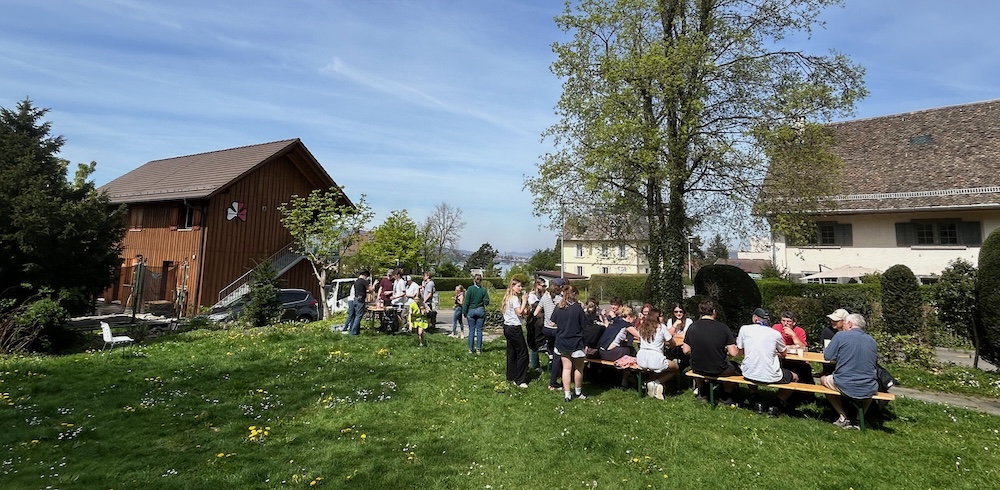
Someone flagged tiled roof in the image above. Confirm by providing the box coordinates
[766,99,1000,213]
[100,139,330,204]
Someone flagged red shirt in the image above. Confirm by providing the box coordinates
[772,324,806,346]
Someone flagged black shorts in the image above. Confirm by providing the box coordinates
[748,368,795,385]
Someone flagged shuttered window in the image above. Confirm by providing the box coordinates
[895,220,981,246]
[790,222,852,246]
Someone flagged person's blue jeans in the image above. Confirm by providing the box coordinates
[452,307,464,335]
[467,306,485,351]
[346,299,366,335]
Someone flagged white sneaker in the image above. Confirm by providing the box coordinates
[646,381,657,398]
[517,383,528,389]
[654,382,665,400]
[340,330,351,334]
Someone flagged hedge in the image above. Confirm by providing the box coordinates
[587,274,646,303]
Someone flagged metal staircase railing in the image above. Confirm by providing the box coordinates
[214,242,305,308]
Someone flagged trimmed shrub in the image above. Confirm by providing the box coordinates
[244,261,282,327]
[694,264,761,330]
[880,264,922,335]
[868,330,935,368]
[588,274,646,303]
[976,228,1000,365]
[757,280,878,319]
[767,296,825,349]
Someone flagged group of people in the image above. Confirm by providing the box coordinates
[340,269,436,346]
[682,301,879,428]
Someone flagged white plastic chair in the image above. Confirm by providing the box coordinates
[101,321,134,355]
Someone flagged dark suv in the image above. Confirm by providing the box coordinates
[208,288,320,322]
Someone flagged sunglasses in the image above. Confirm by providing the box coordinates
[673,310,684,313]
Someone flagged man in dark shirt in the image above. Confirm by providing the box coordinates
[682,299,740,404]
[344,270,371,336]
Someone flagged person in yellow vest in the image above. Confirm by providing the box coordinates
[411,295,429,347]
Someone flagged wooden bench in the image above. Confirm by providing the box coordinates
[685,371,895,430]
[585,358,680,398]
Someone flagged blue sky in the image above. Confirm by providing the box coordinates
[3,0,999,254]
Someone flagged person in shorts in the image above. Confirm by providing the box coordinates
[682,299,740,404]
[820,313,878,428]
[552,285,588,402]
[737,308,798,416]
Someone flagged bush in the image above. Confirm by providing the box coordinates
[588,274,646,303]
[758,280,879,319]
[768,296,825,349]
[880,264,922,335]
[243,261,283,327]
[932,258,978,349]
[976,228,1000,365]
[694,264,761,330]
[868,330,936,369]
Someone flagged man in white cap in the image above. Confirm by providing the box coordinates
[820,308,850,377]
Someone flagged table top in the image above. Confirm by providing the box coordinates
[784,350,831,363]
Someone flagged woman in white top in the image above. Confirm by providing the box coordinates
[501,278,530,388]
[635,307,680,400]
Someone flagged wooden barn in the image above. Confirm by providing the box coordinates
[99,139,345,316]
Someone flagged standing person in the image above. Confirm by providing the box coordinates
[451,285,465,338]
[403,275,420,332]
[421,272,437,325]
[682,299,740,404]
[502,278,530,388]
[636,307,681,400]
[820,313,879,429]
[462,274,489,354]
[772,311,814,385]
[738,308,798,417]
[536,279,562,390]
[525,279,548,371]
[410,294,430,347]
[552,285,588,402]
[377,269,394,307]
[389,269,407,332]
[343,270,372,336]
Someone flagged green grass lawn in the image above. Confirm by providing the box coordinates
[2,320,999,489]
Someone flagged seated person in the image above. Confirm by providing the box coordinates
[738,308,798,416]
[682,299,740,404]
[598,306,639,361]
[582,297,606,355]
[635,307,680,400]
[820,313,879,429]
[772,311,814,385]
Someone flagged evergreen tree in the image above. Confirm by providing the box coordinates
[465,243,499,276]
[242,261,282,327]
[0,99,126,313]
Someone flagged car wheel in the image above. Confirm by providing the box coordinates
[296,314,314,322]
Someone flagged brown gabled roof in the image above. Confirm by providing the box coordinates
[764,99,1000,214]
[101,139,336,204]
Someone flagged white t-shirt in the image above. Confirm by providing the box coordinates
[503,295,521,326]
[391,278,407,306]
[736,323,787,383]
[405,281,420,305]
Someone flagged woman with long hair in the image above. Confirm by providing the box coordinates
[552,285,588,402]
[535,280,562,390]
[525,279,548,371]
[669,303,693,337]
[451,285,465,338]
[501,278,530,388]
[461,274,489,354]
[635,307,680,399]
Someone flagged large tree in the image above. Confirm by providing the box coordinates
[278,186,373,318]
[526,0,865,306]
[419,202,466,268]
[0,99,126,313]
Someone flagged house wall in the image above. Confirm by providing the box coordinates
[111,202,204,314]
[198,154,323,307]
[774,210,1000,278]
[560,239,650,276]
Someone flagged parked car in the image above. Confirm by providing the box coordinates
[207,288,320,322]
